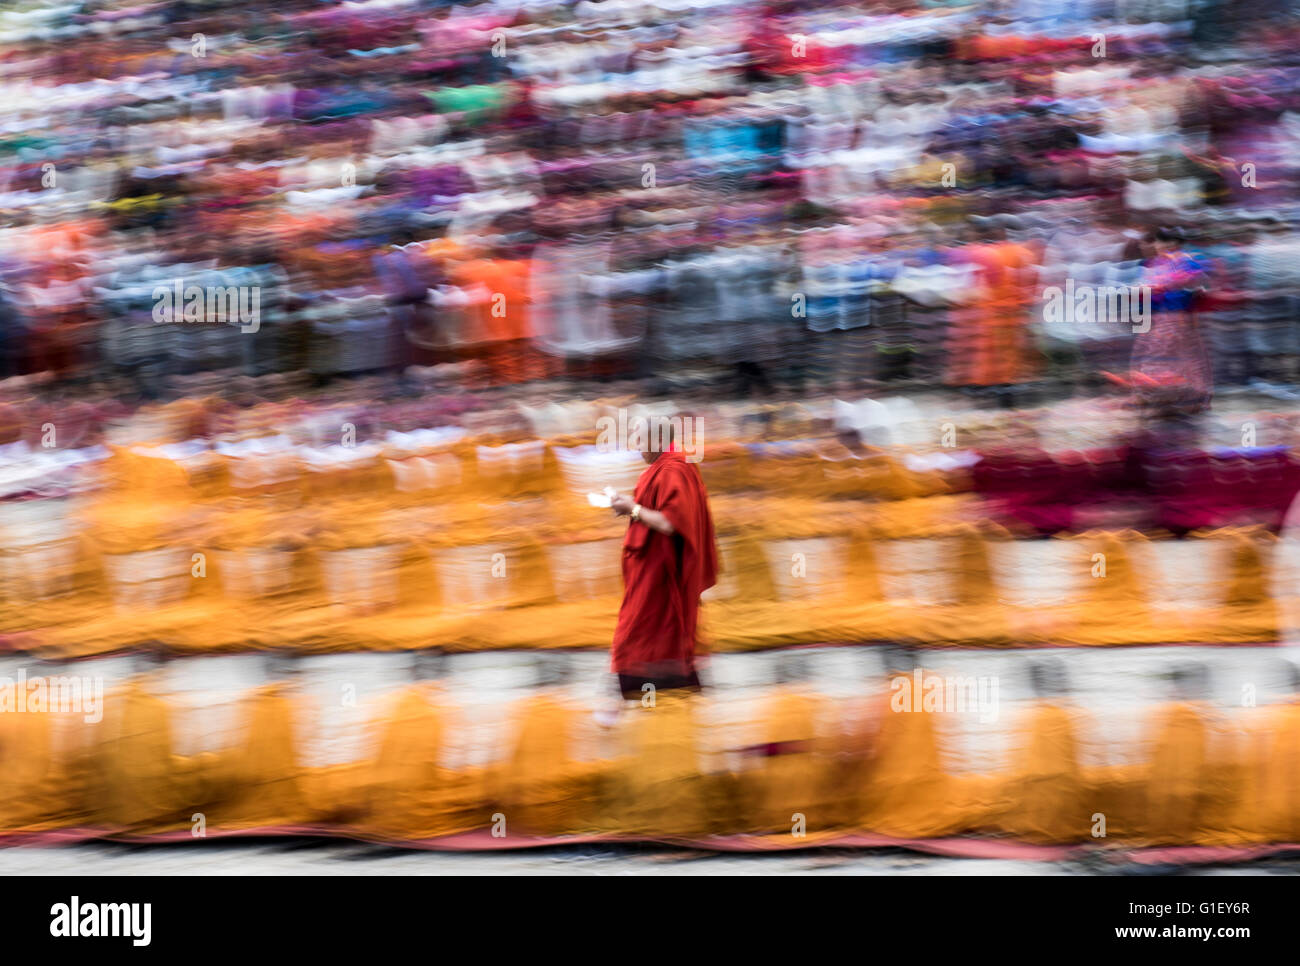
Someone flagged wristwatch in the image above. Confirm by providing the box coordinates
[630,503,642,523]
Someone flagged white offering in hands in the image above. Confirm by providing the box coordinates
[586,486,618,509]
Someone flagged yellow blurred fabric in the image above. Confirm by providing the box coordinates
[0,699,62,833]
[95,676,196,832]
[207,682,310,831]
[859,686,967,838]
[610,693,717,838]
[997,702,1087,843]
[3,407,1297,849]
[3,673,1300,848]
[1142,701,1216,846]
[7,425,1284,655]
[743,687,837,834]
[1255,701,1300,843]
[492,690,607,836]
[365,683,486,840]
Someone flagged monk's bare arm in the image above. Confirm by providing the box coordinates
[633,507,675,536]
[610,493,675,535]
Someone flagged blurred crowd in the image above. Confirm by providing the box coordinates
[1,0,1299,408]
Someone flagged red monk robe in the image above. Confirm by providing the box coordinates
[611,450,718,694]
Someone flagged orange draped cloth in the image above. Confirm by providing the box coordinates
[746,687,836,834]
[1144,700,1216,845]
[493,690,605,836]
[209,683,309,831]
[858,684,969,839]
[366,683,486,840]
[998,702,1087,843]
[611,451,718,683]
[1254,701,1300,842]
[612,693,715,837]
[97,679,195,832]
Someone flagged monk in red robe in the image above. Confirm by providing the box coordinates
[608,421,718,700]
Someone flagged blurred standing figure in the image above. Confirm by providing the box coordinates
[945,222,1037,404]
[608,421,718,701]
[1129,227,1213,414]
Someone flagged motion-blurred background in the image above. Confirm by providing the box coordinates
[2,0,1300,871]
